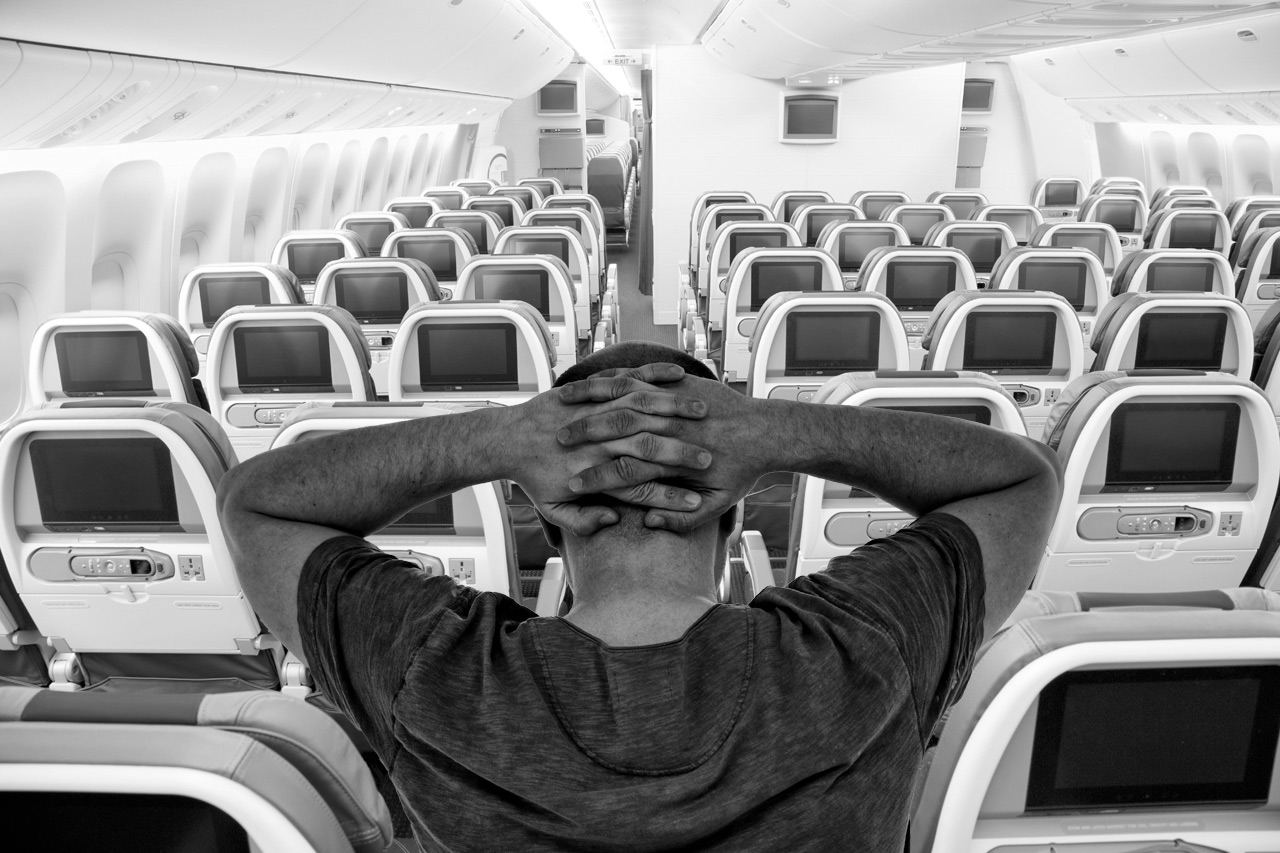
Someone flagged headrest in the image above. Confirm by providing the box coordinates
[1256,302,1280,358]
[403,300,557,368]
[809,368,1016,408]
[749,290,898,353]
[316,256,443,303]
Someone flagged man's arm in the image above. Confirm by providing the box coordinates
[561,379,1062,638]
[217,366,711,659]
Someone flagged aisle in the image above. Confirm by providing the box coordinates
[606,201,676,347]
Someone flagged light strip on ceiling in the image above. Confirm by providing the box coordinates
[520,0,635,96]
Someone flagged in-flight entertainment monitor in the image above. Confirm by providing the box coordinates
[199,275,271,327]
[388,203,437,229]
[417,323,518,392]
[943,199,982,220]
[784,196,825,221]
[806,211,851,247]
[533,215,583,237]
[509,236,570,265]
[1146,261,1215,293]
[861,198,899,221]
[1134,312,1227,370]
[784,311,880,376]
[1050,231,1108,265]
[472,268,551,319]
[1043,181,1079,207]
[1168,216,1218,250]
[452,217,490,254]
[585,118,605,135]
[949,232,1004,274]
[31,437,179,532]
[333,271,410,324]
[54,330,153,396]
[1095,201,1137,233]
[991,211,1034,244]
[537,80,578,115]
[963,312,1056,374]
[471,199,515,228]
[748,261,823,311]
[962,79,995,112]
[232,326,333,393]
[782,94,839,142]
[838,231,896,273]
[394,238,458,281]
[898,211,945,245]
[1104,401,1239,492]
[346,220,394,255]
[891,404,992,425]
[287,242,346,281]
[716,210,765,229]
[1027,665,1280,812]
[729,231,787,263]
[386,495,456,534]
[884,262,956,311]
[1018,262,1088,310]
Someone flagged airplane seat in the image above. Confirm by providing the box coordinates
[421,186,470,210]
[1232,209,1280,269]
[453,255,584,370]
[883,203,954,246]
[788,203,862,248]
[1249,301,1280,428]
[1078,194,1147,253]
[693,203,775,304]
[925,190,989,220]
[687,191,756,274]
[492,185,544,212]
[518,176,564,199]
[494,225,598,341]
[920,290,1086,434]
[586,140,634,246]
[0,685,401,853]
[312,258,443,396]
[424,209,503,257]
[849,190,911,220]
[1090,176,1147,198]
[970,203,1044,246]
[1228,196,1280,245]
[270,230,367,302]
[451,178,496,196]
[204,305,376,460]
[1143,207,1231,256]
[703,222,802,335]
[817,220,910,289]
[770,190,833,223]
[1109,247,1234,299]
[1088,291,1252,376]
[383,197,442,229]
[387,301,555,407]
[909,588,1280,853]
[177,264,304,372]
[923,220,1016,288]
[1028,221,1123,280]
[1035,369,1277,592]
[1029,176,1086,221]
[988,246,1109,350]
[28,311,209,413]
[0,400,290,692]
[1151,194,1222,216]
[1234,227,1280,329]
[783,371,1026,585]
[381,227,477,300]
[855,245,980,369]
[718,247,844,384]
[334,212,410,258]
[539,194,606,249]
[522,208,604,296]
[463,194,525,230]
[1149,184,1213,207]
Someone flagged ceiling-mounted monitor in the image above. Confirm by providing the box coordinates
[781,93,839,144]
[962,79,995,113]
[537,80,579,116]
[585,118,605,135]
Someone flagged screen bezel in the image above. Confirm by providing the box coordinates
[394,238,459,281]
[1043,181,1079,207]
[728,231,788,262]
[471,268,552,320]
[783,311,880,376]
[198,275,271,328]
[949,232,1004,274]
[537,80,578,115]
[1104,401,1239,492]
[30,436,180,531]
[837,230,895,273]
[54,330,154,395]
[748,260,824,311]
[1146,261,1216,293]
[781,94,839,143]
[1017,262,1088,311]
[962,311,1057,374]
[1095,201,1137,233]
[1168,216,1218,250]
[232,326,334,393]
[1134,312,1228,370]
[286,241,347,281]
[417,322,519,391]
[884,262,957,312]
[508,237,570,265]
[332,271,410,325]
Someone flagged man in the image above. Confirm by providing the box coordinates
[217,341,1061,852]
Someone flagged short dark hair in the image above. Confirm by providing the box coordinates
[553,342,716,388]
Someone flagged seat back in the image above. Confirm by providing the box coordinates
[788,202,862,248]
[926,191,989,220]
[383,196,442,229]
[884,203,954,246]
[687,191,756,270]
[493,185,543,211]
[856,246,980,368]
[177,264,303,369]
[333,212,409,258]
[455,256,579,371]
[494,226,593,334]
[746,291,908,400]
[464,195,525,229]
[849,190,910,220]
[1149,184,1213,207]
[1029,176,1085,220]
[1090,292,1252,376]
[1029,221,1123,277]
[273,402,519,598]
[452,178,496,196]
[312,258,443,396]
[694,203,774,290]
[1151,193,1221,215]
[28,312,207,412]
[1228,195,1280,239]
[1037,370,1278,591]
[0,402,281,690]
[1110,247,1234,298]
[911,589,1280,853]
[971,204,1044,245]
[1079,193,1148,252]
[421,186,469,210]
[1233,227,1280,328]
[1144,207,1231,255]
[705,222,801,326]
[787,371,1025,581]
[518,176,564,198]
[921,290,1086,434]
[1231,208,1280,268]
[425,209,503,256]
[204,305,376,460]
[269,230,366,301]
[0,686,395,853]
[720,248,844,382]
[924,221,1016,285]
[539,194,606,259]
[989,246,1110,347]
[770,190,832,223]
[381,227,476,298]
[817,221,910,288]
[522,208,603,290]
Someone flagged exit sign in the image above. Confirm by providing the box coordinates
[603,52,641,66]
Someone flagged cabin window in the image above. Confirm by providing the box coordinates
[178,233,204,284]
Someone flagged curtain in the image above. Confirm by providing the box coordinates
[638,69,655,296]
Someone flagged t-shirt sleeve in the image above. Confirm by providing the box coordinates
[788,513,986,745]
[296,535,477,760]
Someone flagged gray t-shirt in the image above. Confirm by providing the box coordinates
[298,513,984,852]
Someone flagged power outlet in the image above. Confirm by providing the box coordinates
[1218,512,1242,536]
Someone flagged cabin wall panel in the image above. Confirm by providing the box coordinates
[92,160,167,312]
[651,45,962,325]
[1096,123,1280,200]
[494,64,582,184]
[243,146,292,262]
[407,133,434,192]
[359,137,390,211]
[333,141,364,224]
[387,136,412,198]
[1009,59,1099,189]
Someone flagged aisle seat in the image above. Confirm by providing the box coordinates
[177,264,304,368]
[884,203,953,246]
[789,203,862,248]
[687,191,756,274]
[1089,291,1252,376]
[425,210,502,257]
[1110,247,1234,298]
[1029,221,1123,279]
[817,220,910,288]
[334,212,409,258]
[924,221,1016,287]
[492,185,543,212]
[453,256,584,370]
[989,246,1109,347]
[464,195,524,229]
[1234,226,1280,328]
[850,190,910,220]
[517,176,564,198]
[693,203,774,295]
[539,194,607,262]
[1030,176,1085,221]
[381,227,477,299]
[770,190,832,223]
[704,222,801,329]
[971,203,1044,245]
[522,208,604,294]
[494,225,595,338]
[270,230,366,302]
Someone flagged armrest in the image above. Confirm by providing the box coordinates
[740,530,775,594]
[535,558,568,618]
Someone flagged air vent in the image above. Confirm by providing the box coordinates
[1114,48,1129,56]
[1180,105,1209,123]
[1045,58,1056,65]
[1252,100,1280,121]
[740,19,756,32]
[42,82,151,147]
[1238,28,1258,41]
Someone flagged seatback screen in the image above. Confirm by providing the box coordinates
[943,199,981,220]
[784,197,824,221]
[425,192,462,210]
[1043,182,1079,207]
[1104,401,1239,492]
[347,221,394,255]
[452,218,489,254]
[838,231,895,273]
[386,495,456,534]
[533,215,583,236]
[729,232,787,264]
[1050,232,1107,266]
[232,326,333,393]
[1271,246,1280,279]
[54,330,153,395]
[1134,312,1227,370]
[1168,216,1217,250]
[898,212,944,245]
[862,198,898,220]
[748,261,823,311]
[389,204,436,229]
[472,269,552,320]
[1095,201,1137,233]
[333,271,410,324]
[963,311,1056,374]
[1018,262,1088,310]
[471,200,514,228]
[1027,666,1280,812]
[716,210,765,229]
[417,323,518,391]
[991,212,1033,244]
[31,437,179,531]
[287,242,346,281]
[199,276,270,327]
[509,237,570,265]
[892,404,992,425]
[949,233,1004,274]
[884,262,956,312]
[784,311,880,376]
[1146,261,1215,293]
[395,239,458,281]
[806,212,851,247]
